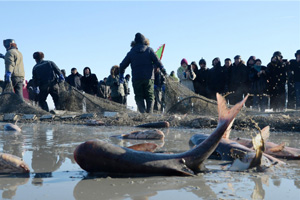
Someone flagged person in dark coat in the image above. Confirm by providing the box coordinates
[289,49,300,109]
[223,58,232,102]
[119,33,166,113]
[97,77,110,99]
[196,58,209,98]
[66,68,82,90]
[246,56,256,107]
[191,61,201,95]
[81,67,98,95]
[207,57,226,100]
[27,79,39,106]
[123,74,131,105]
[154,67,165,112]
[229,55,248,105]
[106,65,125,104]
[267,51,288,111]
[32,51,65,111]
[249,59,268,111]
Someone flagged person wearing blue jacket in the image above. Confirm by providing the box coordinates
[119,33,166,113]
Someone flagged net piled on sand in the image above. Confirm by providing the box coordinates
[165,77,218,115]
[58,82,130,113]
[0,92,47,115]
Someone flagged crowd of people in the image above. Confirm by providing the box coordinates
[1,36,299,113]
[177,51,300,111]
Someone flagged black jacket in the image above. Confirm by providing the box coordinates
[66,72,82,90]
[120,42,163,82]
[229,62,248,92]
[207,63,226,95]
[267,61,287,95]
[249,65,268,95]
[289,59,300,82]
[81,67,98,95]
[32,60,62,87]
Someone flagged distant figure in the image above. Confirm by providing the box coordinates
[245,56,256,107]
[207,57,226,100]
[0,39,25,100]
[267,51,288,111]
[191,61,201,95]
[97,77,110,99]
[168,71,179,82]
[27,79,38,106]
[223,58,233,102]
[119,32,166,113]
[60,69,66,78]
[81,67,98,95]
[66,68,82,90]
[289,49,300,110]
[196,58,209,98]
[106,65,125,104]
[177,58,196,92]
[123,74,131,105]
[32,51,65,111]
[249,59,268,111]
[229,55,248,105]
[154,68,165,112]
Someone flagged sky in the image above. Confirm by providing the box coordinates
[1,0,299,109]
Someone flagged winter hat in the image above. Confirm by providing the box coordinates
[134,33,146,44]
[33,52,44,60]
[295,50,300,57]
[273,51,283,58]
[199,58,206,65]
[234,55,241,60]
[181,58,188,65]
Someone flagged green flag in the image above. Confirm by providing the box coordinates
[155,44,165,60]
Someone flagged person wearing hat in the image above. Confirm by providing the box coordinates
[207,57,226,100]
[289,50,300,109]
[1,39,25,100]
[266,51,288,111]
[223,58,233,100]
[196,58,209,98]
[177,58,196,92]
[119,33,166,113]
[32,51,65,111]
[228,55,248,105]
[66,67,82,90]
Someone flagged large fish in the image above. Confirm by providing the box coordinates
[226,126,300,160]
[0,153,30,173]
[189,129,285,167]
[73,94,247,176]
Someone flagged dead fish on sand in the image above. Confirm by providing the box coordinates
[0,153,30,173]
[73,94,247,176]
[230,126,300,160]
[85,120,105,126]
[136,121,170,128]
[4,123,21,132]
[111,129,165,140]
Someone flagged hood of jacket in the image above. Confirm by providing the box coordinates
[83,67,91,76]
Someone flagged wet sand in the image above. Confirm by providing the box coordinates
[0,123,299,200]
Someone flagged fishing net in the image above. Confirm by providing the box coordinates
[164,77,218,115]
[58,82,130,113]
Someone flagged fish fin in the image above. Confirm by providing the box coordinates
[269,142,285,152]
[217,93,248,125]
[261,126,270,142]
[227,159,250,171]
[252,133,264,152]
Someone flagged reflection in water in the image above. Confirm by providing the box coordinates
[73,174,217,200]
[250,175,269,200]
[0,175,29,199]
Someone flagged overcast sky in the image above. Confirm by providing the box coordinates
[1,1,299,109]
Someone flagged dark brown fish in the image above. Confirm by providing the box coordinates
[136,121,170,128]
[73,94,247,176]
[112,129,165,140]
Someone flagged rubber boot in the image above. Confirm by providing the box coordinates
[146,100,154,114]
[136,100,146,113]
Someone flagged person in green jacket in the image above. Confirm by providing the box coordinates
[0,39,25,100]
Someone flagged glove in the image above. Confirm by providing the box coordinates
[119,73,124,84]
[162,85,165,92]
[34,87,40,94]
[0,53,4,59]
[160,67,167,76]
[5,72,11,83]
[59,74,65,82]
[154,85,158,90]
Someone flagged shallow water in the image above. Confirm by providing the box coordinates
[0,123,299,200]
